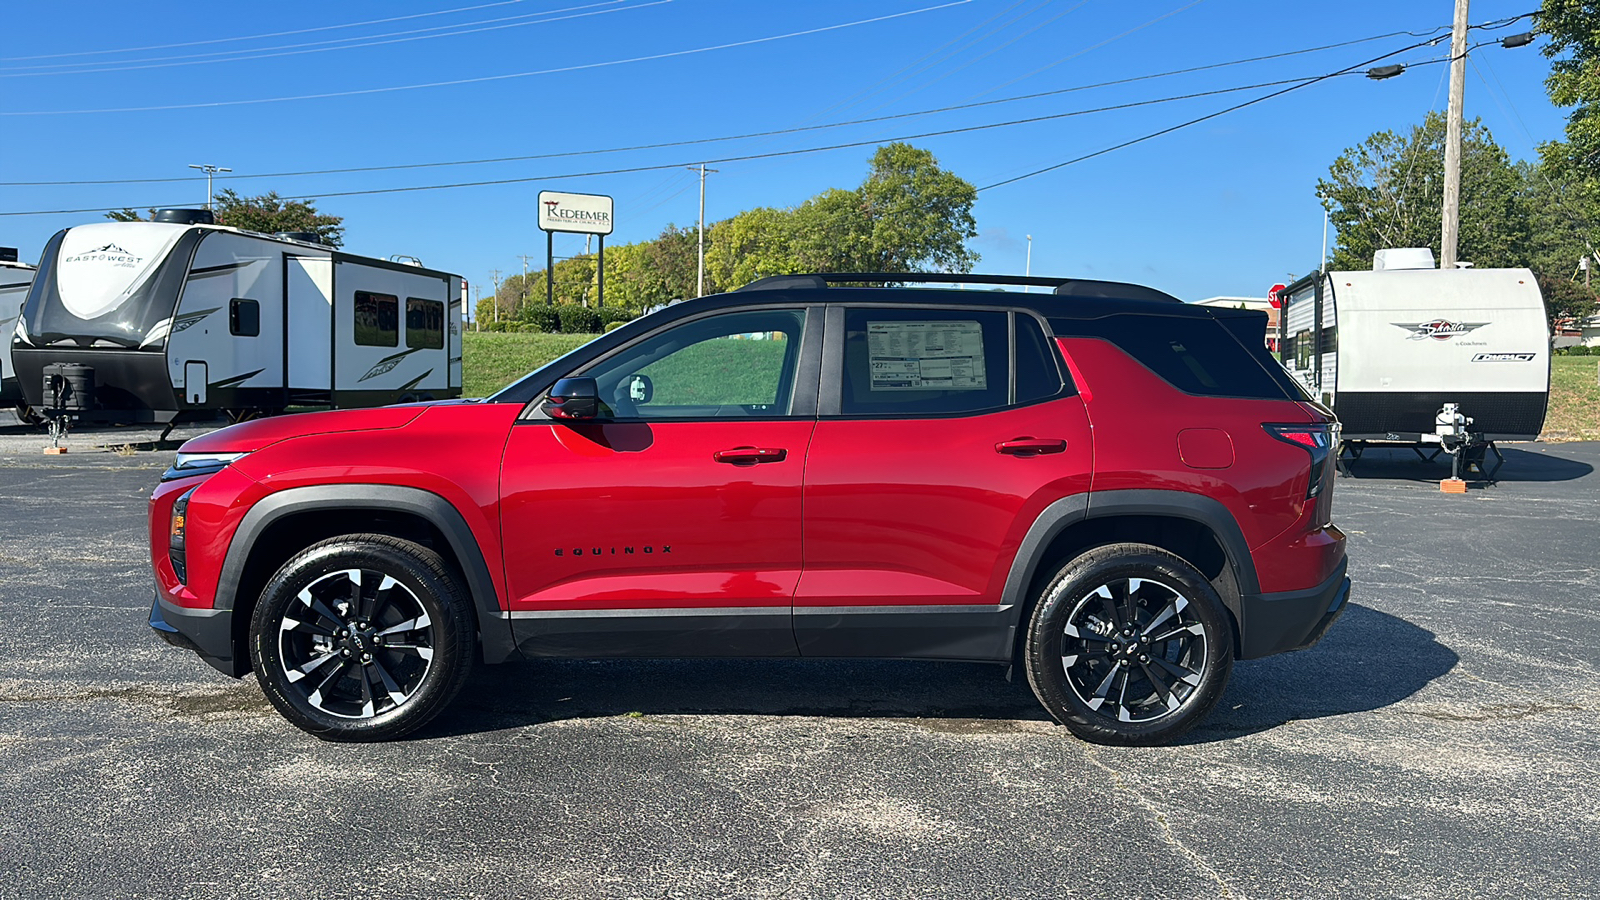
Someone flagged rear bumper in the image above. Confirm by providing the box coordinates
[150,594,244,677]
[1236,557,1350,660]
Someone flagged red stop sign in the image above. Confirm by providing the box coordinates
[1267,283,1286,308]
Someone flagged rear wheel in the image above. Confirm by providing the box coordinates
[250,535,476,741]
[1024,543,1234,746]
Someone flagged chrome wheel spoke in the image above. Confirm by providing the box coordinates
[379,614,430,637]
[1152,655,1203,687]
[1138,659,1183,712]
[370,657,410,707]
[286,649,341,683]
[1148,622,1205,644]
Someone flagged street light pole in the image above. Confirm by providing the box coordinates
[688,164,718,297]
[1440,0,1470,269]
[187,163,231,210]
[1025,235,1033,292]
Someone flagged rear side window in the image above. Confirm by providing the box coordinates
[842,308,1008,416]
[1055,313,1290,399]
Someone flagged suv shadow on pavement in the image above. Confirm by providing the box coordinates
[1340,445,1594,483]
[414,603,1456,744]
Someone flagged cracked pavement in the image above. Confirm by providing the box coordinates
[0,437,1596,899]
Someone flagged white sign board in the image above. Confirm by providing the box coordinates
[538,191,614,235]
[867,320,987,391]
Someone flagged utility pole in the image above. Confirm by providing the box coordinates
[688,164,718,297]
[473,285,482,331]
[1440,0,1470,269]
[489,269,502,323]
[516,254,534,315]
[188,163,231,210]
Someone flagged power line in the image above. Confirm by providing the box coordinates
[0,1,658,77]
[0,0,534,61]
[976,37,1451,192]
[0,72,1371,217]
[0,29,1462,188]
[0,1,972,116]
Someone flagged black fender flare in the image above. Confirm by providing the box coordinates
[998,488,1260,635]
[215,483,514,664]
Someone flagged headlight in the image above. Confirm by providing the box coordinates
[162,451,248,482]
[169,486,197,583]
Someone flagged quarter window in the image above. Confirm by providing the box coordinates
[354,291,398,347]
[406,297,445,350]
[229,298,260,337]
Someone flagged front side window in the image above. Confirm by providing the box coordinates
[354,291,398,347]
[578,308,807,418]
[841,308,1008,416]
[406,297,444,349]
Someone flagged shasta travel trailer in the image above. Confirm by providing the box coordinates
[12,211,463,425]
[1,249,38,421]
[1277,263,1548,445]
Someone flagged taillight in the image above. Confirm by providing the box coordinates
[169,487,196,583]
[1264,423,1334,500]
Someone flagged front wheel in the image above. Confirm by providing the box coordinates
[250,535,476,741]
[1024,543,1234,746]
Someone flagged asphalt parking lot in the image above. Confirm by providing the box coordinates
[0,423,1596,899]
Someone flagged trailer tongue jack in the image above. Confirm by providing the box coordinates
[1424,402,1503,489]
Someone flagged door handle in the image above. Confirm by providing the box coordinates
[995,438,1066,456]
[713,447,788,465]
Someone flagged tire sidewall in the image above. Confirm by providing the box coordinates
[250,538,469,741]
[1026,545,1234,745]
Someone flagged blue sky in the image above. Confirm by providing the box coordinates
[0,0,1564,307]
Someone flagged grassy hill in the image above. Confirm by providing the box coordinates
[1546,355,1600,442]
[461,332,595,397]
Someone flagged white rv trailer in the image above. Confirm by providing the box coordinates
[12,211,463,423]
[0,250,38,421]
[1276,262,1549,444]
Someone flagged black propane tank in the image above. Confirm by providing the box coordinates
[41,363,96,411]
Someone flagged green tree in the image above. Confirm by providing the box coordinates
[855,142,979,272]
[104,190,345,246]
[1317,112,1528,269]
[1540,0,1600,178]
[212,190,344,246]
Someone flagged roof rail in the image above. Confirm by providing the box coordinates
[736,272,1181,303]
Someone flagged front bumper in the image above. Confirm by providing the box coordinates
[1235,557,1350,660]
[149,594,245,677]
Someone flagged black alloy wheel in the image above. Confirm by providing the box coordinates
[1025,543,1233,746]
[251,535,475,741]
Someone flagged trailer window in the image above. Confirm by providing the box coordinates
[229,298,260,337]
[406,298,445,350]
[354,291,398,346]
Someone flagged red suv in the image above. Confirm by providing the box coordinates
[149,274,1347,745]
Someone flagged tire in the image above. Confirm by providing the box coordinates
[1024,543,1234,746]
[249,535,476,742]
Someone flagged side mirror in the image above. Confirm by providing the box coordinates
[542,377,600,420]
[627,374,653,404]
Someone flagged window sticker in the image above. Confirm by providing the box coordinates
[867,320,986,391]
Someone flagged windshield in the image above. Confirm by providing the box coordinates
[19,223,201,349]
